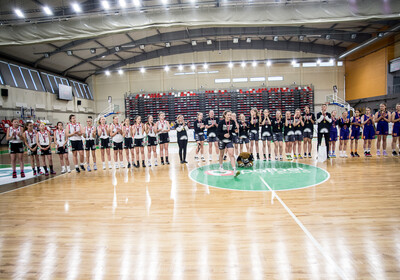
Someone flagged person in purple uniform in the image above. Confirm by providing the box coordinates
[329,110,338,158]
[350,109,362,157]
[362,107,375,157]
[391,103,400,156]
[339,111,350,158]
[374,103,391,157]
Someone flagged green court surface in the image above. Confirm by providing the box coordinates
[189,161,330,191]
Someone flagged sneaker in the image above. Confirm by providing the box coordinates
[275,157,278,161]
[161,160,165,165]
[115,163,119,169]
[350,152,354,157]
[209,157,212,162]
[80,165,85,171]
[367,151,372,157]
[392,151,398,156]
[103,163,106,170]
[127,162,131,168]
[377,150,381,156]
[355,152,360,157]
[33,170,37,176]
[20,171,25,178]
[298,155,303,159]
[148,160,152,167]
[166,160,170,165]
[331,153,336,158]
[39,170,44,175]
[142,162,146,168]
[195,156,199,161]
[288,155,293,160]
[67,166,71,173]
[234,170,240,177]
[154,160,158,166]
[87,165,91,172]
[383,150,388,157]
[183,161,188,163]
[108,163,113,169]
[263,155,267,161]
[308,153,312,158]
[120,163,125,168]
[12,171,17,178]
[364,151,368,157]
[45,171,50,176]
[61,166,66,174]
[50,170,56,175]
[223,155,227,160]
[257,154,260,160]
[304,153,307,158]
[219,167,224,172]
[201,156,205,162]
[93,164,97,171]
[279,156,283,161]
[268,155,272,161]
[76,167,80,173]
[343,152,348,158]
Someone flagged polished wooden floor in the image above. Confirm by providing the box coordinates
[0,142,399,279]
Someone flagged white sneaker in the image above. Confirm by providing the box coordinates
[148,160,152,167]
[201,156,205,162]
[67,166,71,173]
[108,162,113,169]
[209,157,212,161]
[195,156,199,161]
[154,160,158,166]
[120,162,125,168]
[343,152,348,158]
[103,162,106,170]
[115,163,119,169]
[219,167,224,172]
[61,166,66,174]
[93,164,97,171]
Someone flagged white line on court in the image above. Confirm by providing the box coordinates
[258,175,350,280]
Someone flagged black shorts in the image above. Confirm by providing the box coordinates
[294,133,304,141]
[100,138,111,149]
[207,132,218,142]
[134,138,144,147]
[261,131,273,142]
[240,136,250,144]
[27,144,38,156]
[285,134,295,142]
[273,132,283,142]
[39,145,51,155]
[9,142,24,154]
[159,133,169,144]
[70,140,84,151]
[147,136,158,146]
[249,131,259,141]
[303,128,313,139]
[195,133,205,142]
[232,134,240,144]
[85,139,96,150]
[113,141,123,150]
[124,137,134,149]
[219,140,234,150]
[57,146,68,154]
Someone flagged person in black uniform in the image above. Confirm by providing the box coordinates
[261,109,273,161]
[293,108,304,159]
[284,111,295,160]
[217,110,239,176]
[302,105,315,158]
[176,115,189,164]
[193,112,205,162]
[238,113,250,153]
[272,110,284,161]
[205,110,219,161]
[316,104,332,158]
[249,108,261,160]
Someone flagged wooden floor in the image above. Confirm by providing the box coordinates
[0,142,399,279]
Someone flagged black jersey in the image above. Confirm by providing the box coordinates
[284,117,295,135]
[302,112,315,130]
[293,116,304,133]
[205,117,218,135]
[271,117,284,133]
[217,119,237,141]
[238,120,249,137]
[316,112,332,133]
[261,117,272,133]
[248,116,260,133]
[176,121,188,140]
[193,119,205,135]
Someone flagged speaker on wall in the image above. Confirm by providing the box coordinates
[77,100,82,106]
[1,88,8,97]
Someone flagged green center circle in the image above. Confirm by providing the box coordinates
[189,161,330,191]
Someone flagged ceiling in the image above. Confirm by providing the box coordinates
[0,0,399,81]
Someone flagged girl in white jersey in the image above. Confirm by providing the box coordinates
[66,114,85,173]
[132,115,146,167]
[123,118,135,168]
[145,115,158,167]
[36,122,55,176]
[97,117,113,170]
[110,115,124,168]
[84,117,97,172]
[55,122,71,174]
[23,121,40,176]
[7,118,25,178]
[156,111,170,165]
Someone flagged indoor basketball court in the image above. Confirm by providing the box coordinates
[0,1,400,279]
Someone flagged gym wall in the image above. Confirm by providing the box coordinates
[89,49,345,116]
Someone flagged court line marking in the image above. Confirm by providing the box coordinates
[258,175,350,280]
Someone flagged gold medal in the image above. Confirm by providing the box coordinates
[323,120,326,123]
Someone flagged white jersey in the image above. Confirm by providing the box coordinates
[25,130,37,146]
[124,125,132,138]
[8,127,23,143]
[98,124,109,139]
[85,126,96,140]
[133,123,145,139]
[147,123,156,137]
[111,124,123,143]
[68,122,82,141]
[157,120,169,134]
[55,129,66,146]
[38,130,50,146]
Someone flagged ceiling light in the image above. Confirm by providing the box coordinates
[317,59,321,65]
[119,0,127,8]
[291,59,296,65]
[192,40,197,46]
[203,63,208,69]
[165,42,171,48]
[273,36,279,42]
[162,0,168,4]
[133,0,141,7]
[233,38,239,44]
[178,65,183,71]
[114,46,121,52]
[241,61,246,68]
[351,33,357,39]
[329,58,334,64]
[191,64,196,70]
[378,32,384,37]
[90,48,96,54]
[43,6,53,15]
[118,69,124,75]
[266,60,272,67]
[101,1,110,10]
[67,50,73,56]
[252,61,257,67]
[299,35,304,41]
[71,3,81,13]
[164,65,170,72]
[228,62,233,68]
[140,67,145,73]
[246,38,251,43]
[44,53,50,58]
[207,39,212,45]
[105,70,110,76]
[139,44,145,50]
[15,8,25,18]
[325,34,331,40]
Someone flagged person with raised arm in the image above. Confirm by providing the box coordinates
[316,104,332,159]
[66,114,85,172]
[7,118,25,178]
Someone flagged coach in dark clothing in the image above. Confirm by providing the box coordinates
[316,104,332,158]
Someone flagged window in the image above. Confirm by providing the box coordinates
[232,78,248,83]
[215,78,231,83]
[250,77,265,82]
[268,76,284,81]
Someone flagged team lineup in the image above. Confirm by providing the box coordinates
[6,102,400,179]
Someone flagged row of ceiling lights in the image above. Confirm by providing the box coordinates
[13,0,199,18]
[104,58,336,76]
